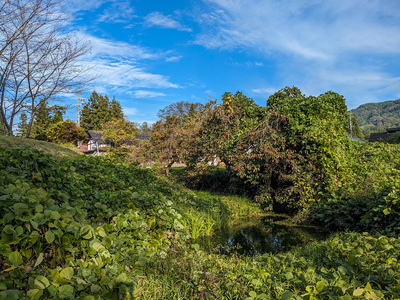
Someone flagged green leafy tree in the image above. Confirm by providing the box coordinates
[16,113,28,137]
[251,87,353,211]
[138,122,152,135]
[81,91,124,130]
[149,101,215,175]
[46,120,87,144]
[30,100,66,139]
[192,88,354,213]
[101,118,138,150]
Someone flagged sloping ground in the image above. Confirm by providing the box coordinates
[0,136,82,158]
[0,147,260,299]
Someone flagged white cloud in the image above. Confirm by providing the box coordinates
[144,12,192,32]
[68,0,108,12]
[197,0,400,59]
[76,32,157,60]
[87,60,179,89]
[133,90,167,98]
[73,32,179,94]
[165,55,183,62]
[251,88,278,96]
[123,107,138,116]
[195,0,400,106]
[98,0,136,23]
[229,61,264,68]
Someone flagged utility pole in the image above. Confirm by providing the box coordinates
[77,88,81,127]
[77,89,85,127]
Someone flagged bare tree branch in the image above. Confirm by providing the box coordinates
[0,0,93,136]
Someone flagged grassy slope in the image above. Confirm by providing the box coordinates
[0,136,82,158]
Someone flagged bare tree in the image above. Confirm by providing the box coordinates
[0,0,92,136]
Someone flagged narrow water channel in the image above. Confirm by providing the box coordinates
[197,214,328,255]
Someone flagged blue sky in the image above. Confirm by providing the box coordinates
[63,0,400,124]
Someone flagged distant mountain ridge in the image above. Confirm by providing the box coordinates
[351,99,400,139]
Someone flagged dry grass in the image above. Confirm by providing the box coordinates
[0,136,82,158]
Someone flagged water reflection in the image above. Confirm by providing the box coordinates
[197,215,327,255]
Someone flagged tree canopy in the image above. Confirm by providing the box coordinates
[29,101,66,140]
[142,87,364,213]
[80,91,124,130]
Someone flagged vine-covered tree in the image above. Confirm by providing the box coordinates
[351,114,365,140]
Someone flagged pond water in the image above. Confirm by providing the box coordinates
[197,214,328,255]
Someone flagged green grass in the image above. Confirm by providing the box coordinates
[135,231,400,299]
[0,135,82,158]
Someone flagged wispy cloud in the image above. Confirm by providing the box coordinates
[133,90,167,98]
[68,0,108,12]
[74,32,179,94]
[165,55,183,62]
[144,12,192,32]
[78,32,158,60]
[195,0,400,106]
[87,60,179,90]
[98,0,136,23]
[196,0,400,59]
[251,88,279,96]
[123,107,138,116]
[229,61,264,68]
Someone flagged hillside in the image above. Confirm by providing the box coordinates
[351,99,400,139]
[0,136,82,158]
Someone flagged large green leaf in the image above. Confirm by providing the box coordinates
[45,231,55,243]
[27,289,43,300]
[281,291,293,300]
[34,276,50,290]
[9,251,23,266]
[58,285,74,298]
[80,225,93,239]
[60,267,74,280]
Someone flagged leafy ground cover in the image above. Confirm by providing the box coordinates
[0,146,258,299]
[310,141,400,236]
[137,232,400,299]
[1,146,399,299]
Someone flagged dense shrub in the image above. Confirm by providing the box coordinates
[0,147,186,298]
[310,142,400,235]
[46,120,87,144]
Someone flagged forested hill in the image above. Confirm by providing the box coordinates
[351,98,400,138]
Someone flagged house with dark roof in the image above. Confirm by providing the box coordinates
[78,130,110,153]
[369,127,400,142]
[78,130,150,154]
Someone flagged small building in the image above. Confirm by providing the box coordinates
[78,131,150,154]
[369,127,400,142]
[79,130,110,154]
